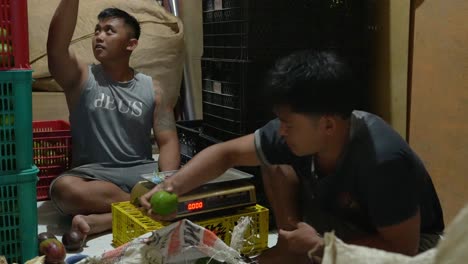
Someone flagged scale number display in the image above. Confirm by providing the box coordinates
[187,200,204,211]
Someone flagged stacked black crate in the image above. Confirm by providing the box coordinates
[201,0,369,140]
[201,59,273,141]
[202,0,274,140]
[176,120,221,165]
[199,0,370,224]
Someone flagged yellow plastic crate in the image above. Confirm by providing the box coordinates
[112,202,269,255]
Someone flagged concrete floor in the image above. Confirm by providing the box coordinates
[37,200,278,260]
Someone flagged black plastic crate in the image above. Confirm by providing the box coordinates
[202,114,270,141]
[176,120,202,158]
[201,58,273,137]
[180,153,192,165]
[202,0,321,22]
[176,120,220,164]
[202,123,240,141]
[202,0,368,61]
[203,102,240,121]
[179,134,220,165]
[202,120,269,142]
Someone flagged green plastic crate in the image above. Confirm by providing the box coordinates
[0,70,33,175]
[0,166,38,264]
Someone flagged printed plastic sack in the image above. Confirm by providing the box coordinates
[77,218,254,264]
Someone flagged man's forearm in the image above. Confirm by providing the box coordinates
[158,141,180,172]
[167,143,237,196]
[47,0,79,53]
[164,134,260,197]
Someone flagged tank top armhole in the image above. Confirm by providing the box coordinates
[148,75,157,109]
[81,64,97,92]
[70,65,97,116]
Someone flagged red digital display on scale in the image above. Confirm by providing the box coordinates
[187,200,204,211]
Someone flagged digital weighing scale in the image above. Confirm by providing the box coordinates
[130,168,257,218]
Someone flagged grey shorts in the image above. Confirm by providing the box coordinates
[49,161,158,196]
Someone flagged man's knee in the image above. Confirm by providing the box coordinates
[51,176,87,205]
[262,165,299,191]
[261,165,301,230]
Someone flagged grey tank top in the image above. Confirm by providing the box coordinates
[70,64,155,167]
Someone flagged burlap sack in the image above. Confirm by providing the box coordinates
[433,203,468,264]
[321,204,468,264]
[321,233,436,264]
[28,0,184,107]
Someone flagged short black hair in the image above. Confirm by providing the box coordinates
[265,50,358,119]
[98,8,141,40]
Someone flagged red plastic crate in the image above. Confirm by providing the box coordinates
[33,120,72,200]
[0,0,30,70]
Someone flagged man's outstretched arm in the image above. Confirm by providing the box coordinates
[47,0,88,107]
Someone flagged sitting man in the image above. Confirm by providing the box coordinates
[47,0,180,237]
[140,50,444,263]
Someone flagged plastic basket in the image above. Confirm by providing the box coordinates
[0,166,39,264]
[201,58,272,138]
[176,120,203,159]
[112,202,269,255]
[180,153,191,165]
[33,120,72,200]
[202,0,367,61]
[0,70,33,175]
[176,120,219,164]
[0,0,30,70]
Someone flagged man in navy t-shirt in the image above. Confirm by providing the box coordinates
[141,50,444,263]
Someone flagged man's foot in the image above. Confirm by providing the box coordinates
[71,213,113,236]
[71,215,91,236]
